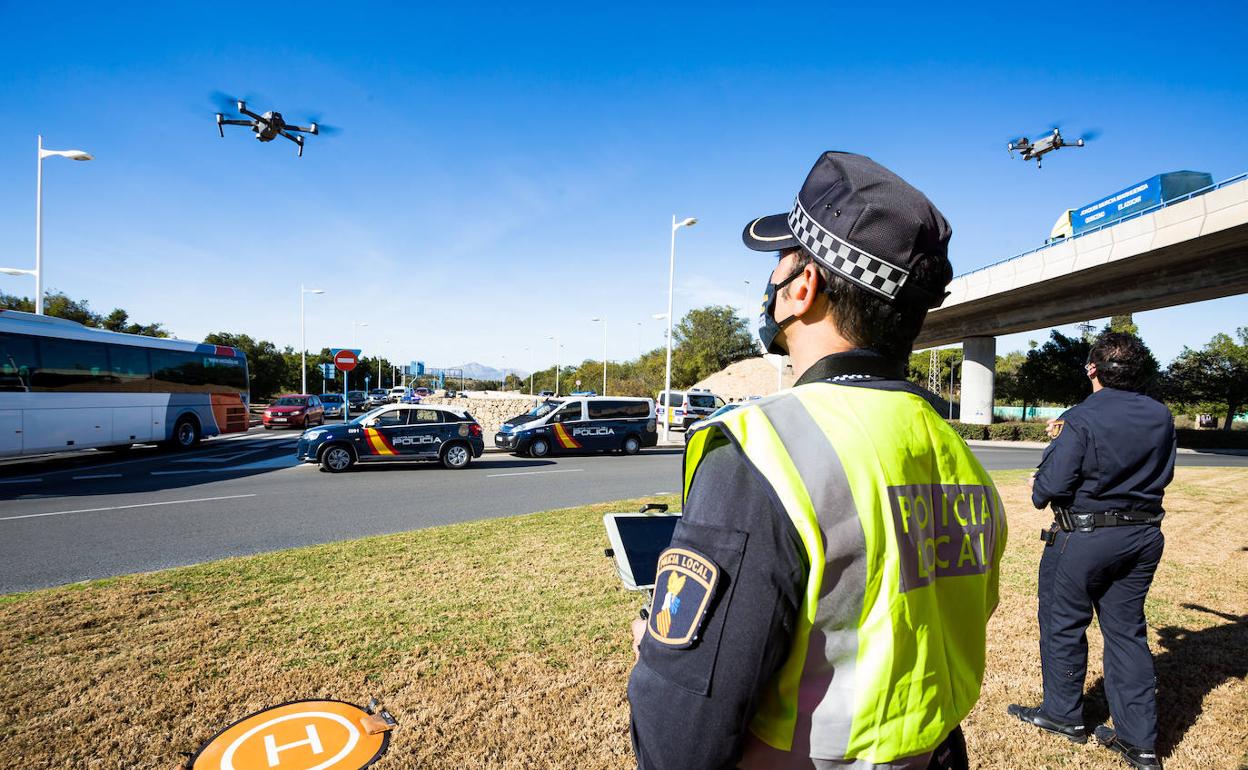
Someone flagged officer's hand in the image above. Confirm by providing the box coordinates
[631,617,647,661]
[1027,472,1035,490]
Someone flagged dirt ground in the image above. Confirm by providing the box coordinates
[1,468,1244,769]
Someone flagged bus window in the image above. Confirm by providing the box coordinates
[33,338,111,392]
[203,355,247,392]
[0,333,37,392]
[151,349,205,391]
[109,345,152,392]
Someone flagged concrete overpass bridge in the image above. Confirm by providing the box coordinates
[917,172,1248,424]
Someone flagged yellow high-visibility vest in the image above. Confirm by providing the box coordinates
[683,381,1006,764]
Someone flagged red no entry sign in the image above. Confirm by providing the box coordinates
[334,350,358,372]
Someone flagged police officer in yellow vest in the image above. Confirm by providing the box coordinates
[628,152,1008,770]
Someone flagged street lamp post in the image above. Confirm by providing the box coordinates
[547,335,560,396]
[382,339,391,388]
[743,279,752,317]
[300,285,324,393]
[591,317,607,395]
[663,215,697,441]
[350,322,368,391]
[523,346,534,395]
[26,136,93,315]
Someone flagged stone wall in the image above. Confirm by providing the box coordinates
[422,396,542,447]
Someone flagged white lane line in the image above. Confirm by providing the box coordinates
[72,473,123,480]
[0,493,258,522]
[0,477,43,485]
[171,447,270,464]
[487,469,584,478]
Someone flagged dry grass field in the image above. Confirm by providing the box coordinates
[1,467,1245,769]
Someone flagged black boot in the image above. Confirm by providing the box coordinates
[1094,726,1162,769]
[1006,704,1088,744]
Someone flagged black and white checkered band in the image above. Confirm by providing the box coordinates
[787,199,909,300]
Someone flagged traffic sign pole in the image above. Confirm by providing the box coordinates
[329,349,362,422]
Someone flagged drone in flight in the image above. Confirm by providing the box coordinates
[214,97,331,157]
[1007,127,1097,168]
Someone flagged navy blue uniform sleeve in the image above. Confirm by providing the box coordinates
[1031,414,1088,510]
[627,437,805,770]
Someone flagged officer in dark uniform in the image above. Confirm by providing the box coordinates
[1010,331,1176,770]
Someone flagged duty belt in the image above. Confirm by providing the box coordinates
[1053,507,1163,532]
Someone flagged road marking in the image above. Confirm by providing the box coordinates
[0,477,42,485]
[0,493,258,522]
[486,469,584,478]
[171,447,270,464]
[72,473,123,480]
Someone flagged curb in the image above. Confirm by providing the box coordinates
[964,439,1248,456]
[965,440,1049,450]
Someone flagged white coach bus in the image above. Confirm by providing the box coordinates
[0,309,250,459]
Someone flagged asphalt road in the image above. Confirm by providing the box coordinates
[1,429,1243,593]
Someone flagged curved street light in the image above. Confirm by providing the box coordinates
[300,285,324,393]
[663,216,696,440]
[591,316,607,395]
[28,136,93,314]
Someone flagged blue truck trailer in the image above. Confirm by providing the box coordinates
[1049,170,1214,242]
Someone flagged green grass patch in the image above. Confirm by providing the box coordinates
[3,470,1245,770]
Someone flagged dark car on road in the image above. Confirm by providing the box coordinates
[319,393,344,419]
[346,390,368,413]
[495,397,656,457]
[263,395,326,430]
[297,403,485,472]
[367,388,390,408]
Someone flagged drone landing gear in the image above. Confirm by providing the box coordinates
[280,131,305,157]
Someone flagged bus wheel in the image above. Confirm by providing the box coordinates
[170,416,201,450]
[621,435,642,455]
[320,445,355,473]
[529,437,550,458]
[441,443,471,469]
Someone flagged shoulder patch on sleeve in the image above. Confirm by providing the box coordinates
[648,547,720,648]
[1049,419,1065,438]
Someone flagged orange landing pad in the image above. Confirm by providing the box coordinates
[188,699,390,770]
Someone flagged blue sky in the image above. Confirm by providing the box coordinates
[1,1,1245,372]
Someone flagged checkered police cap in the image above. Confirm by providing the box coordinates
[743,152,953,308]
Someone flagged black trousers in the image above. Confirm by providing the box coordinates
[1037,524,1165,749]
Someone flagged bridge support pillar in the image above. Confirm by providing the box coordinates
[961,336,996,425]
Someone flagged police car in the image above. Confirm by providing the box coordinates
[655,388,725,430]
[495,396,657,457]
[297,403,485,472]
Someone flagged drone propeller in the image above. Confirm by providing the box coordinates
[1078,128,1102,142]
[209,90,267,114]
[302,114,342,136]
[210,91,243,113]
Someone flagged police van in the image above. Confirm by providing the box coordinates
[494,396,657,457]
[655,388,725,430]
[296,403,485,472]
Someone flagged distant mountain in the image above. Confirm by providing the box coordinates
[433,362,529,382]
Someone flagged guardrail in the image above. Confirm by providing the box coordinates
[956,171,1248,281]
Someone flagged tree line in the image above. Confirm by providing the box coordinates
[5,290,1243,426]
[1,291,169,337]
[909,317,1248,431]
